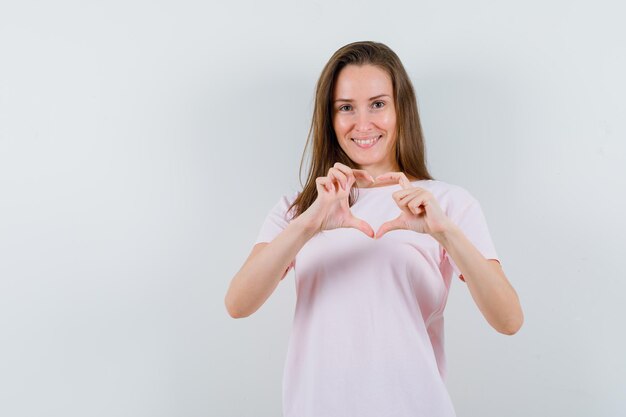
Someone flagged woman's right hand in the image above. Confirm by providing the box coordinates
[297,162,376,238]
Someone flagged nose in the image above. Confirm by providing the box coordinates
[354,110,374,132]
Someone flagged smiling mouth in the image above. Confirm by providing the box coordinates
[351,135,382,148]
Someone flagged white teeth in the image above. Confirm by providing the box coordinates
[352,136,380,145]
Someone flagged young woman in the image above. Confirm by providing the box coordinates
[225,41,523,417]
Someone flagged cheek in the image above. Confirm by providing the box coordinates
[382,112,396,129]
[375,113,396,136]
[333,117,351,137]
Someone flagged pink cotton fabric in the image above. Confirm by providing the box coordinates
[254,179,500,417]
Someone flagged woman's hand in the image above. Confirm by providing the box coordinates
[374,172,454,239]
[298,162,376,238]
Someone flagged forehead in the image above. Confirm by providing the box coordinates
[333,64,393,99]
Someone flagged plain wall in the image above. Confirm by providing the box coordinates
[1,1,625,416]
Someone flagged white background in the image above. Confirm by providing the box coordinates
[1,1,625,416]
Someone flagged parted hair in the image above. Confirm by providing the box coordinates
[287,40,434,220]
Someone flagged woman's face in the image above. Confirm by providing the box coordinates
[332,64,398,176]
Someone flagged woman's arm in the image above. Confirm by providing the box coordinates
[364,171,522,334]
[224,217,317,319]
[433,224,524,335]
[226,165,378,318]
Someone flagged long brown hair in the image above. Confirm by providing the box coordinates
[287,41,434,220]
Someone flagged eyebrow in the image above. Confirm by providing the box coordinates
[333,94,391,103]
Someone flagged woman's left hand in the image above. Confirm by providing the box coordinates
[374,172,454,239]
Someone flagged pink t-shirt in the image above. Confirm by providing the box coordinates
[254,179,500,417]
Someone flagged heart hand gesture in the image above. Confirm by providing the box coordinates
[299,162,376,238]
[374,172,454,239]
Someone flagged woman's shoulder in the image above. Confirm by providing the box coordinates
[420,180,483,219]
[421,179,474,200]
[283,189,302,204]
[270,189,302,215]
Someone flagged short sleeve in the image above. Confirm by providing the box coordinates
[253,192,299,245]
[443,190,500,282]
[253,192,300,280]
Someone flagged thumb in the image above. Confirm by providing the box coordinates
[375,216,405,239]
[344,215,375,238]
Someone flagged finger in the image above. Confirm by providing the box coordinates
[332,162,352,171]
[344,215,375,238]
[351,169,376,183]
[392,188,415,202]
[333,163,375,186]
[394,188,430,213]
[315,177,325,192]
[332,162,356,186]
[372,174,397,186]
[396,188,425,204]
[331,163,374,182]
[392,189,421,216]
[375,172,412,190]
[316,177,333,193]
[323,172,340,192]
[375,216,406,239]
[403,194,426,215]
[401,189,432,208]
[328,167,349,190]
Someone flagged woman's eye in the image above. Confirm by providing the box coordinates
[339,104,352,111]
[372,101,385,109]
